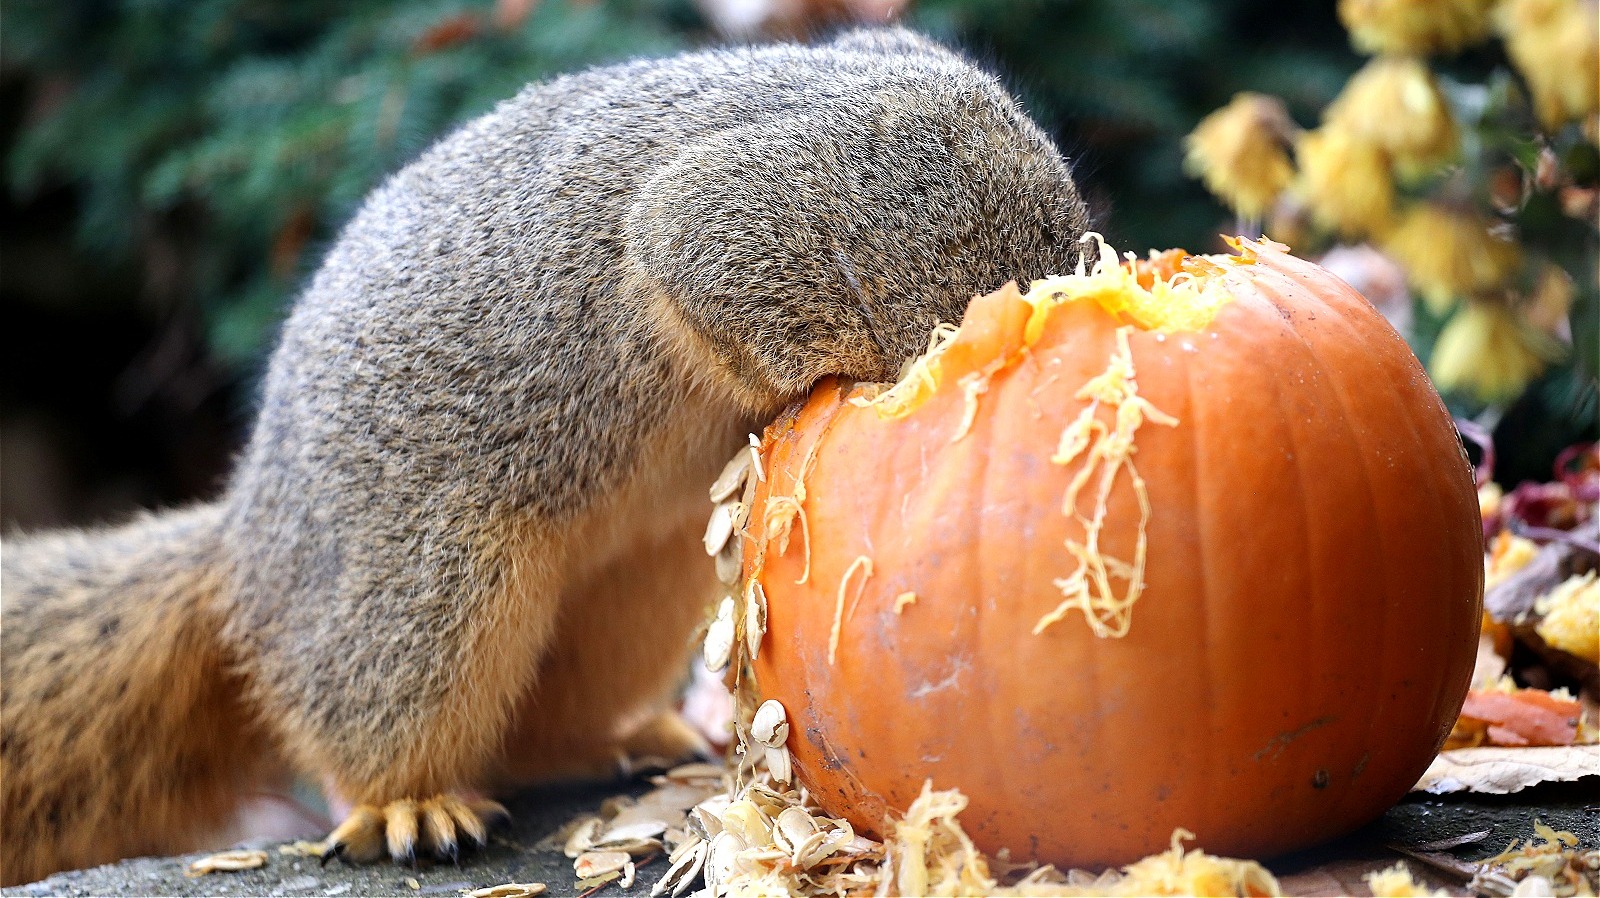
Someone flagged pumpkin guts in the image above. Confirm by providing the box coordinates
[1036,325,1178,637]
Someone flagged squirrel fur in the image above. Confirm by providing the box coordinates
[0,28,1088,885]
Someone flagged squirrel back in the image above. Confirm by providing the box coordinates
[1,28,1088,884]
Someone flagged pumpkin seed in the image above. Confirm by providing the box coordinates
[469,884,548,898]
[185,849,268,876]
[604,837,664,857]
[595,819,668,846]
[709,452,753,503]
[803,823,858,869]
[704,831,741,894]
[747,435,766,482]
[562,817,602,858]
[744,580,767,659]
[619,860,638,889]
[666,762,726,783]
[652,837,707,898]
[575,871,622,890]
[765,744,793,785]
[691,794,730,840]
[703,502,738,556]
[751,700,789,748]
[573,849,631,878]
[703,597,736,672]
[721,799,771,845]
[773,806,819,857]
[716,541,742,585]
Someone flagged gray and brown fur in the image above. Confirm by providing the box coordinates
[0,27,1088,884]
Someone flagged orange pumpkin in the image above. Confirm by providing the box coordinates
[738,237,1482,868]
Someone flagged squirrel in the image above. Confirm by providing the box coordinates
[0,27,1088,885]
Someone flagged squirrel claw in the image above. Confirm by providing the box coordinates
[318,843,344,868]
[323,795,508,866]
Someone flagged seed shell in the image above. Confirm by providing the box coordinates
[703,597,736,673]
[709,452,753,503]
[751,700,789,748]
[185,849,268,876]
[469,885,548,898]
[574,849,631,879]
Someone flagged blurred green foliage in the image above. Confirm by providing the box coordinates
[3,0,1590,492]
[3,0,1366,371]
[910,0,1361,246]
[4,0,699,365]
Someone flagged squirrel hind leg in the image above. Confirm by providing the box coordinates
[619,709,715,767]
[320,795,509,866]
[494,520,719,784]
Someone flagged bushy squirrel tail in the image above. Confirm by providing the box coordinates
[1,503,274,886]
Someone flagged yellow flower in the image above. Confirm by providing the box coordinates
[1184,93,1297,220]
[1295,126,1396,238]
[1339,0,1496,55]
[1382,203,1522,312]
[1535,572,1599,663]
[1326,56,1458,177]
[1429,301,1551,402]
[1521,262,1575,337]
[1496,0,1600,129]
[1486,531,1539,589]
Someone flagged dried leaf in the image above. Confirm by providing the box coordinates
[1413,745,1600,794]
[1459,689,1581,746]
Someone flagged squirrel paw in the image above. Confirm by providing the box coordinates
[319,795,509,866]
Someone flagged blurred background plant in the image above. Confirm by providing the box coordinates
[1184,0,1598,493]
[1,0,1591,529]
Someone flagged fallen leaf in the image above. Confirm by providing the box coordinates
[1412,745,1600,794]
[1458,689,1581,746]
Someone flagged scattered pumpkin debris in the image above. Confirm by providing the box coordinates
[184,849,268,876]
[1364,862,1450,897]
[1469,821,1600,897]
[1035,323,1177,638]
[467,884,547,898]
[827,554,873,665]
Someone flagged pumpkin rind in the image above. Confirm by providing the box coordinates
[743,240,1483,867]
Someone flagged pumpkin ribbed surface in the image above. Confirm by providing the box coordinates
[741,238,1483,867]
